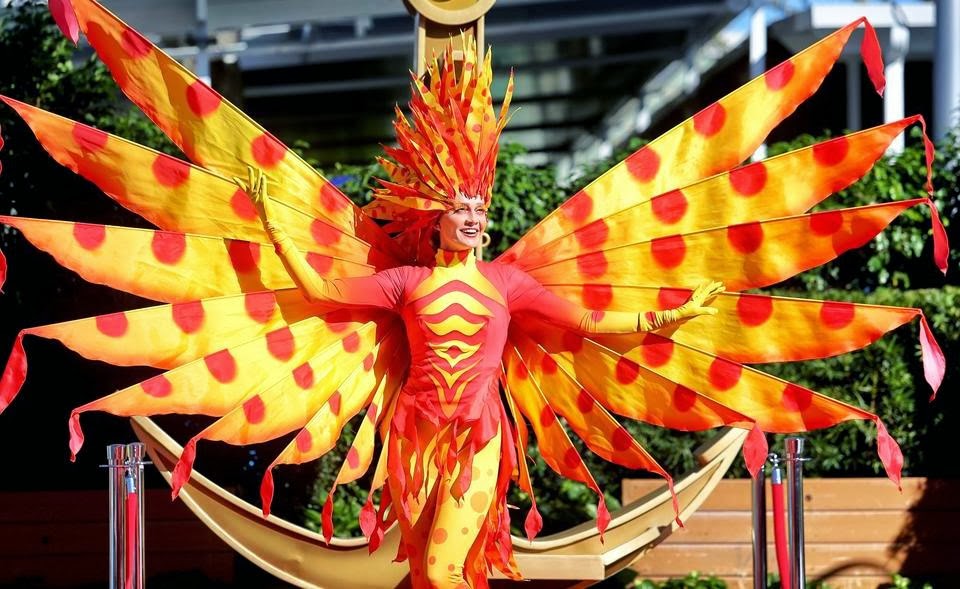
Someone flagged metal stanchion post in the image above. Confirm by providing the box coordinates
[106,445,125,589]
[104,442,147,589]
[785,437,807,589]
[751,457,767,589]
[126,443,146,589]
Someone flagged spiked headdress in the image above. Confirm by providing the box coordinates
[364,37,514,257]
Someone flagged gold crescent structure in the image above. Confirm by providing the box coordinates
[131,417,745,588]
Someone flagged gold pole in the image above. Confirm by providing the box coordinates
[404,0,496,259]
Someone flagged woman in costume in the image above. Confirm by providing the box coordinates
[237,155,722,585]
[0,1,948,588]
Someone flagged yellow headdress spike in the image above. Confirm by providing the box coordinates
[366,36,513,225]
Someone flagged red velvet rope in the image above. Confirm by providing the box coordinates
[771,474,791,589]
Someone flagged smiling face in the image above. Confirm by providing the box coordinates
[438,193,488,252]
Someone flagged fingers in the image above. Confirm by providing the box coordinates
[247,165,257,194]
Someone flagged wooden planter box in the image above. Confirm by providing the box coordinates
[621,477,960,588]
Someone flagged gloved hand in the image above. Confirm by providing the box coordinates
[233,165,273,222]
[676,280,724,320]
[638,281,724,331]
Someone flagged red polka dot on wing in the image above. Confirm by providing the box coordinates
[539,405,556,427]
[329,391,342,415]
[650,235,686,269]
[573,219,609,250]
[310,220,342,246]
[575,251,608,279]
[563,448,580,469]
[612,427,633,451]
[576,389,594,413]
[672,385,697,412]
[72,124,108,151]
[657,287,689,310]
[540,355,558,375]
[120,28,152,58]
[819,301,855,329]
[781,383,813,412]
[152,155,191,188]
[141,374,172,398]
[590,310,605,324]
[243,395,266,424]
[515,361,529,380]
[562,194,593,224]
[96,312,128,337]
[347,447,360,469]
[204,349,237,383]
[296,429,312,452]
[726,222,764,254]
[266,327,295,361]
[293,363,314,389]
[735,295,773,326]
[244,292,276,324]
[230,189,258,221]
[185,81,222,117]
[307,253,334,276]
[251,133,286,168]
[342,332,360,353]
[73,223,106,250]
[151,231,186,264]
[626,146,660,183]
[809,210,844,236]
[432,528,448,544]
[582,284,613,310]
[640,334,674,367]
[708,357,742,391]
[812,137,849,167]
[172,301,205,333]
[615,357,641,384]
[318,182,348,213]
[228,240,261,273]
[692,102,727,137]
[764,60,795,90]
[729,162,767,196]
[651,190,688,225]
[363,353,375,371]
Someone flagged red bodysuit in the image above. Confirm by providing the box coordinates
[287,246,646,587]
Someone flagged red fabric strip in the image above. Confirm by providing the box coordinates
[919,313,945,399]
[0,246,7,293]
[321,492,334,543]
[170,438,197,499]
[859,19,885,95]
[48,0,80,44]
[259,469,274,517]
[924,198,949,275]
[743,423,769,478]
[523,503,543,541]
[0,332,27,414]
[874,418,903,490]
[68,410,84,462]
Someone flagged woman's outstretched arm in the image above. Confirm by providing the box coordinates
[238,167,404,309]
[507,266,722,334]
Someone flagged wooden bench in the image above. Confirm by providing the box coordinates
[622,478,960,588]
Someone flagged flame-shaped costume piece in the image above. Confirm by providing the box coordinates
[0,2,949,587]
